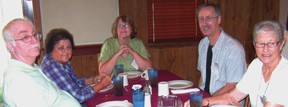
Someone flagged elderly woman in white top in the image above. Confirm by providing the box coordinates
[185,20,288,107]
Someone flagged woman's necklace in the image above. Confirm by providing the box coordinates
[260,79,270,104]
[256,57,280,106]
[256,66,273,106]
[256,75,270,106]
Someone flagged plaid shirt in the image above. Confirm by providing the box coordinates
[40,54,95,103]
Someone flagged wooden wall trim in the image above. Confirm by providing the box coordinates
[149,41,200,48]
[73,44,102,56]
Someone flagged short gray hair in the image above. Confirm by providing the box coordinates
[253,20,284,44]
[2,18,34,46]
[196,3,221,18]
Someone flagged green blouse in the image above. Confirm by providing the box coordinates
[98,37,150,75]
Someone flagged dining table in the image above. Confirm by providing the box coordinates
[85,70,211,107]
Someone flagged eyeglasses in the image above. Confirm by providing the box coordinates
[118,24,130,29]
[254,41,280,48]
[198,16,217,22]
[13,33,41,43]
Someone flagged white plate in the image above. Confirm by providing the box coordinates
[90,84,113,93]
[210,105,236,107]
[126,71,142,79]
[168,80,193,89]
[96,100,133,107]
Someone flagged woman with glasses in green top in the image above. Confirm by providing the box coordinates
[98,15,152,76]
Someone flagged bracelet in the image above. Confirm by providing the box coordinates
[206,98,210,106]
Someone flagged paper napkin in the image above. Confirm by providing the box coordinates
[171,88,200,94]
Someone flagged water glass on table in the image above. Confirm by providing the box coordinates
[189,91,203,107]
[148,68,158,87]
[132,89,145,107]
[157,95,183,107]
[114,64,124,76]
[112,76,123,96]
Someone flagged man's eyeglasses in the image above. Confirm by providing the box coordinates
[13,33,41,43]
[198,16,217,22]
[118,24,130,29]
[254,41,280,48]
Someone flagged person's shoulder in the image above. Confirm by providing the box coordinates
[40,54,50,64]
[279,56,288,69]
[246,58,262,72]
[222,33,242,46]
[104,37,115,42]
[4,66,30,83]
[220,34,244,52]
[250,58,262,65]
[131,37,144,43]
[199,37,208,46]
[273,56,288,80]
[103,37,118,46]
[40,53,56,68]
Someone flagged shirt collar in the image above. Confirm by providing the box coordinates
[8,59,39,72]
[212,28,226,51]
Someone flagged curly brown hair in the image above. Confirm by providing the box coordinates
[45,28,74,53]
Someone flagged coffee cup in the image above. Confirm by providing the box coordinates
[141,69,150,80]
[158,82,169,96]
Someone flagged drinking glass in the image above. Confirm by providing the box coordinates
[148,68,158,87]
[132,89,145,107]
[189,91,203,107]
[114,64,124,76]
[112,76,123,96]
[157,95,183,107]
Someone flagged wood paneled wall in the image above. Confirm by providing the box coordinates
[71,45,102,77]
[39,0,279,86]
[209,0,280,64]
[71,54,99,77]
[119,0,280,86]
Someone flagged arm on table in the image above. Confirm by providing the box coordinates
[92,76,112,93]
[203,88,247,106]
[184,88,247,107]
[85,75,106,86]
[123,44,152,71]
[99,51,122,75]
[212,82,237,96]
[264,102,284,107]
[129,51,151,71]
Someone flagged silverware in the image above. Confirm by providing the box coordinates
[129,78,144,83]
[124,87,128,91]
[96,93,114,99]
